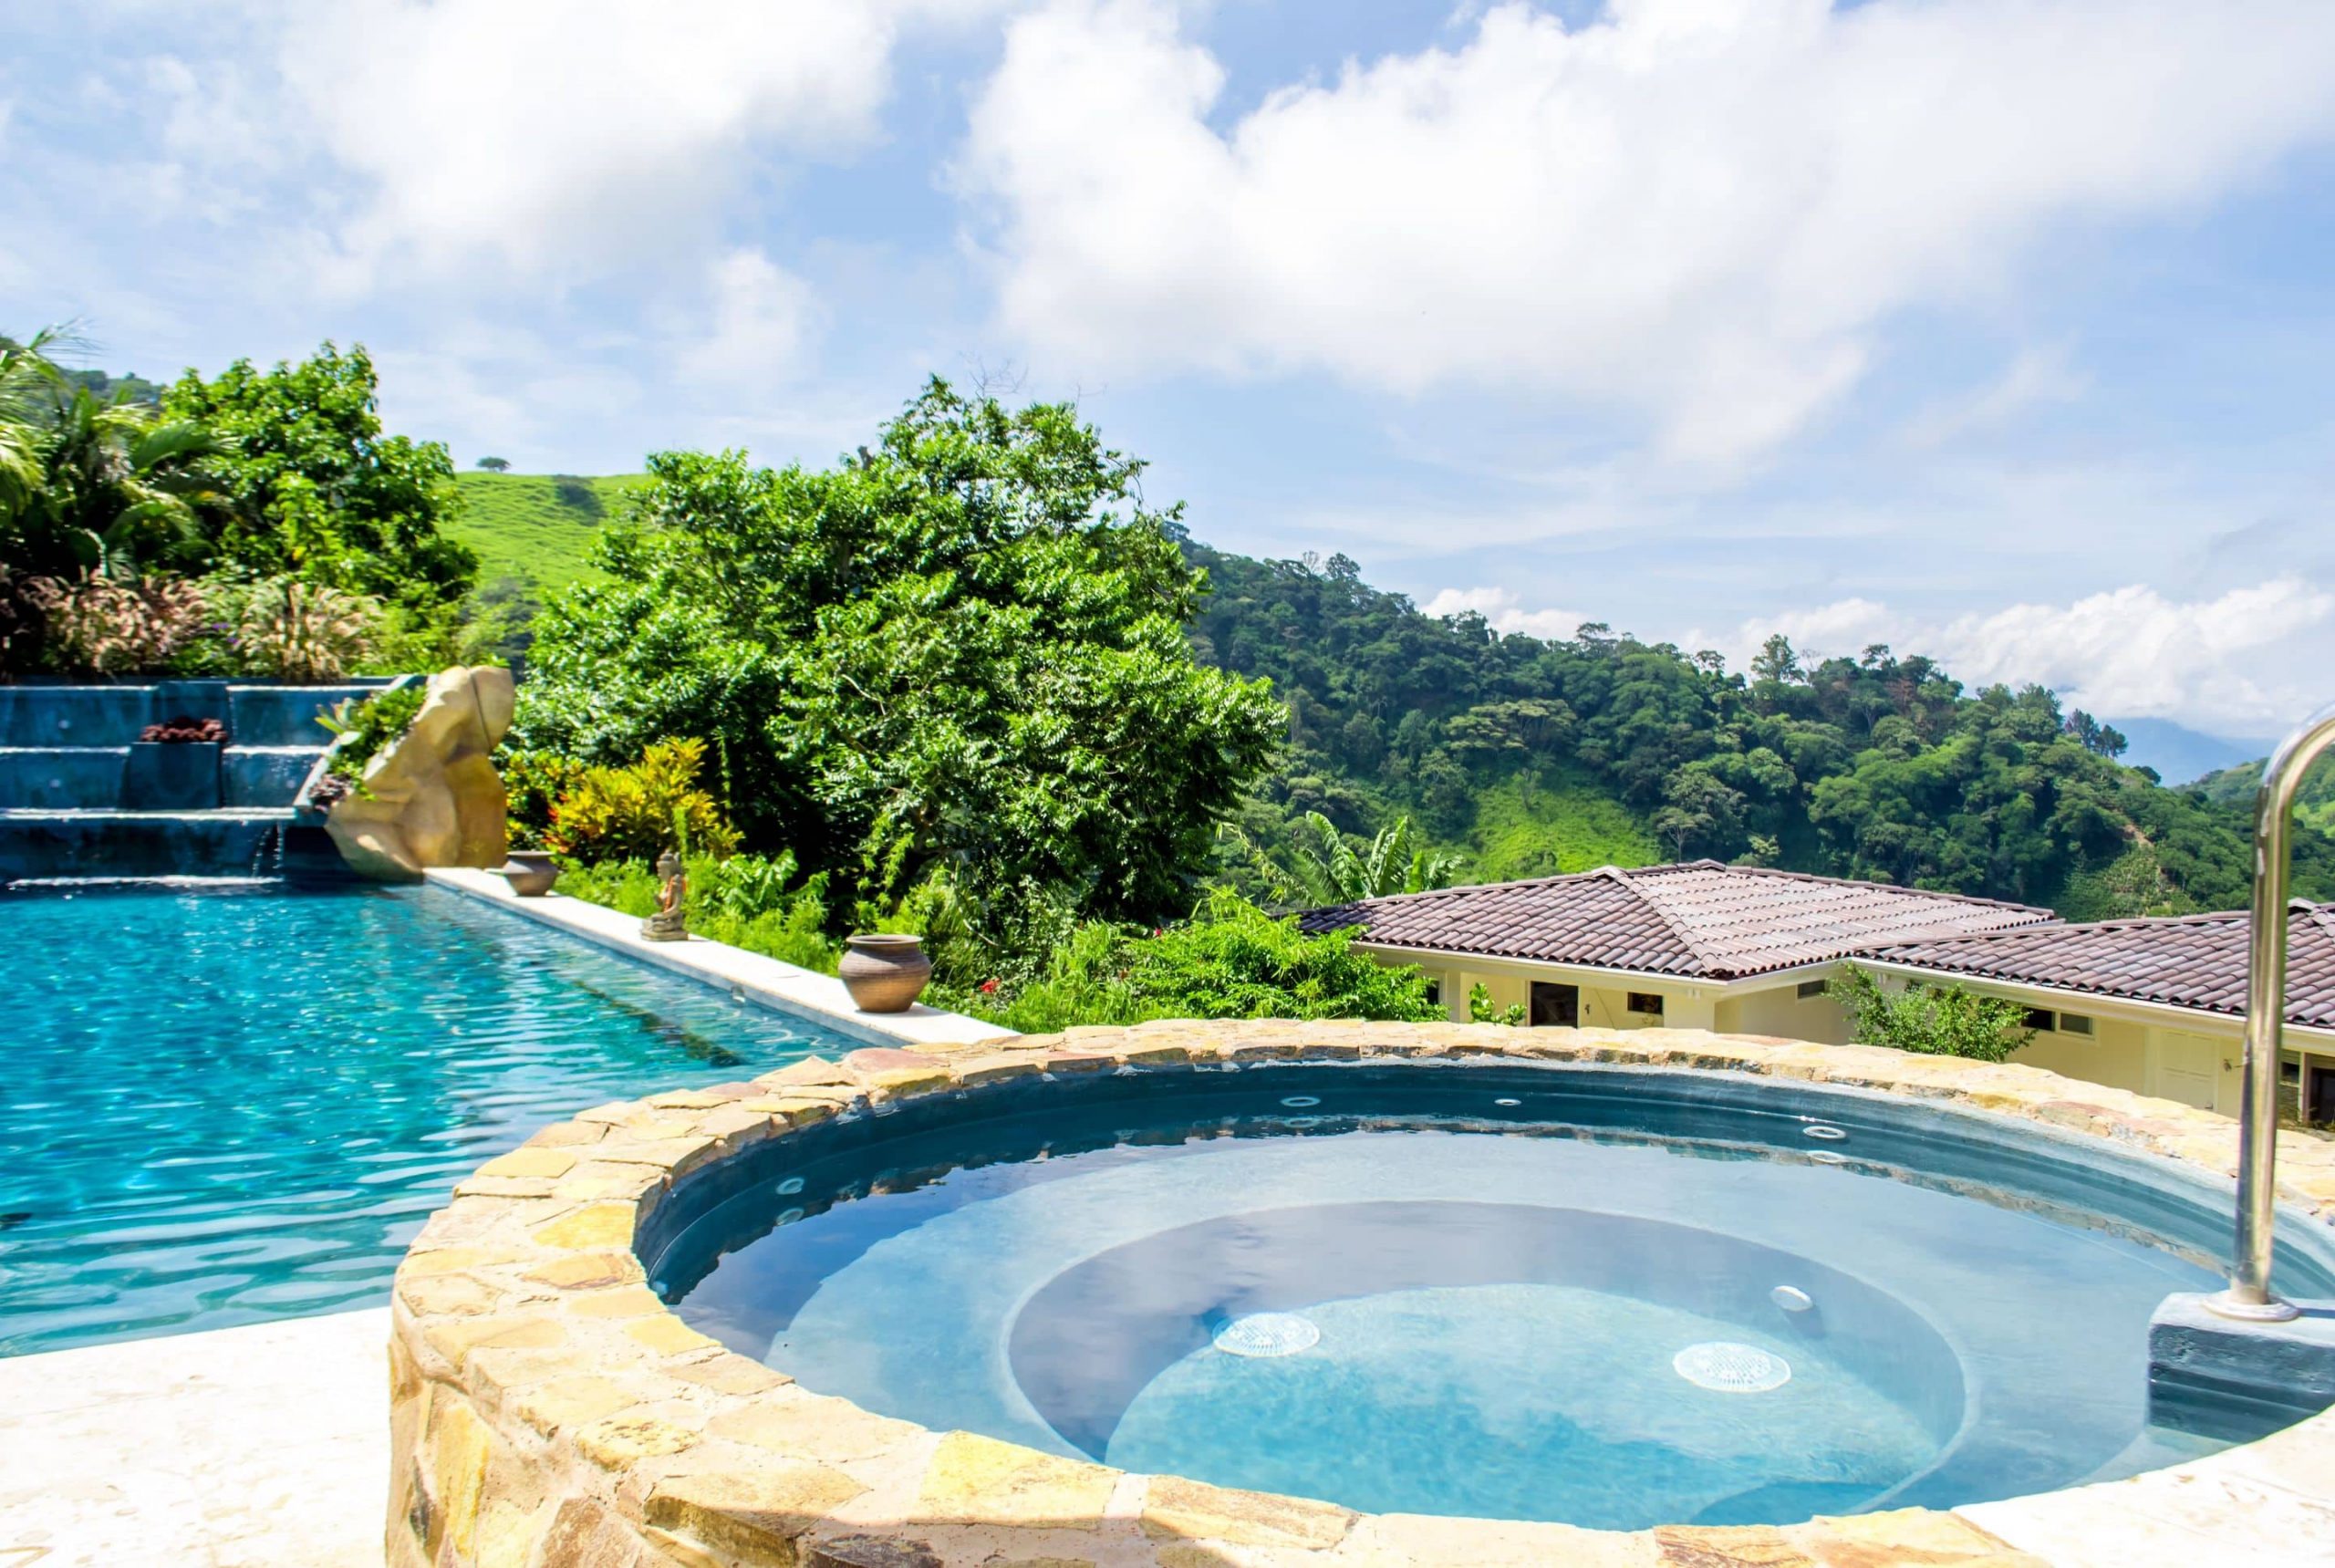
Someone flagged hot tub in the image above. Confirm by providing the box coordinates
[385,1023,2335,1567]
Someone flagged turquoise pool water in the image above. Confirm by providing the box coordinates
[0,882,846,1355]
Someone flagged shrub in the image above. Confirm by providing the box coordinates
[22,572,208,673]
[937,889,1441,1033]
[557,850,836,973]
[1468,983,1525,1026]
[544,737,741,863]
[498,747,586,851]
[318,684,427,787]
[1826,963,2035,1063]
[221,576,378,680]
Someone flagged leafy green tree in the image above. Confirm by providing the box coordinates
[515,379,1283,922]
[163,343,476,611]
[475,455,511,472]
[1826,963,2035,1062]
[1651,762,1747,859]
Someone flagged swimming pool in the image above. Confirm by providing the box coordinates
[652,1058,2335,1532]
[0,882,850,1355]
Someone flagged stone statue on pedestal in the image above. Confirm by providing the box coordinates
[640,848,688,942]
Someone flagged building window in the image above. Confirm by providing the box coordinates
[1626,992,1666,1017]
[2021,1007,2056,1033]
[1424,981,1441,1007]
[1796,980,1827,1001]
[2058,1013,2093,1036]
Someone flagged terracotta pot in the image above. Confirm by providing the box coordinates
[839,933,933,1013]
[499,849,558,898]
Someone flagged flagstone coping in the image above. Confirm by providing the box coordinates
[388,1020,2335,1567]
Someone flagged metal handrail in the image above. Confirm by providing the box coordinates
[2206,698,2335,1323]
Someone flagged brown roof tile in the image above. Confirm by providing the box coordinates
[1299,861,2054,981]
[1868,902,2335,1031]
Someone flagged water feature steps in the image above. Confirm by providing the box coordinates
[0,680,393,882]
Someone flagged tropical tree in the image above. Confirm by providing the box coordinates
[0,326,233,671]
[515,378,1284,924]
[162,343,475,611]
[25,386,229,577]
[1230,810,1462,908]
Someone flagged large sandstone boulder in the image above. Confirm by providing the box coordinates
[326,666,515,882]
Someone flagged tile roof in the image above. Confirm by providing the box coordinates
[1298,860,2054,981]
[1868,903,2335,1032]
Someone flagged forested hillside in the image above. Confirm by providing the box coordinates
[444,469,2328,919]
[1189,545,2335,918]
[2194,755,2335,842]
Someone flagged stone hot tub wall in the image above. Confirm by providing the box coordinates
[385,1022,2335,1568]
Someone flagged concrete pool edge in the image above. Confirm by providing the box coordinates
[387,1021,2335,1568]
[420,865,1014,1054]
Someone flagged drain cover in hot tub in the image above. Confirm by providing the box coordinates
[1213,1312,1322,1357]
[1673,1341,1791,1393]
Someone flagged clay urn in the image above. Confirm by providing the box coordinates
[839,933,933,1012]
[499,850,558,897]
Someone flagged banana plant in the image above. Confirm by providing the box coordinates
[1228,810,1463,909]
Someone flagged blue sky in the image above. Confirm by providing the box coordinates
[5,0,2335,743]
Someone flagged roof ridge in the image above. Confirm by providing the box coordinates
[1605,864,1728,973]
[1665,859,2053,916]
[1868,908,2251,954]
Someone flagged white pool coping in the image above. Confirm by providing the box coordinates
[421,865,1014,1052]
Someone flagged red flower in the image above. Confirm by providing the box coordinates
[980,979,1000,994]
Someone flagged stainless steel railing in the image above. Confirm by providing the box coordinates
[2206,699,2335,1323]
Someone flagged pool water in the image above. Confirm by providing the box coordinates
[0,882,847,1355]
[654,1065,2335,1531]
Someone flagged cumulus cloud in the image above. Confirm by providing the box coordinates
[277,0,991,286]
[1421,585,1596,641]
[674,248,819,388]
[960,0,2335,460]
[1701,579,2335,732]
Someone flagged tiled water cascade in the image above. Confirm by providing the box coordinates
[0,680,390,881]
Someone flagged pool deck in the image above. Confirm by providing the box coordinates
[420,867,1012,1053]
[0,1308,389,1568]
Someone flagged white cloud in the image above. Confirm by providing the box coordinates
[275,1,960,286]
[1421,586,1597,641]
[1701,579,2335,732]
[960,0,2335,461]
[1899,344,2089,449]
[674,248,819,389]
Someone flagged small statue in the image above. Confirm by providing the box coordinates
[640,848,689,942]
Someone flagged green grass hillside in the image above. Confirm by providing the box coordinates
[1460,770,1660,881]
[450,472,644,590]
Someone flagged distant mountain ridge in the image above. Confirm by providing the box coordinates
[2103,717,2276,786]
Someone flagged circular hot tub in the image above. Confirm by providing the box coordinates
[645,1058,2327,1531]
[386,1023,2335,1568]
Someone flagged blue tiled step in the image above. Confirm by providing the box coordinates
[0,680,390,747]
[0,745,327,809]
[0,808,293,880]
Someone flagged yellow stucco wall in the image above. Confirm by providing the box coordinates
[1715,986,1852,1045]
[1398,950,2328,1124]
